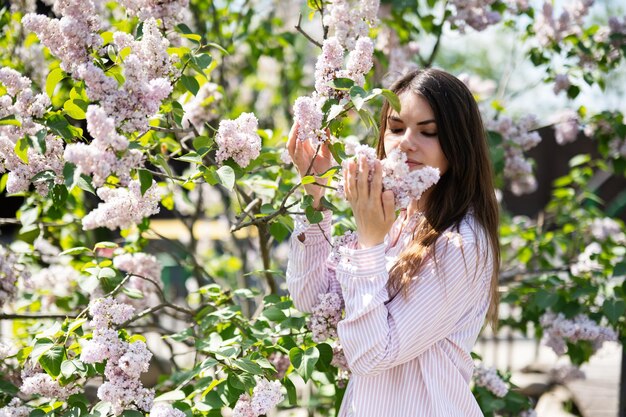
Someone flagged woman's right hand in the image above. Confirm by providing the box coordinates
[287,123,335,209]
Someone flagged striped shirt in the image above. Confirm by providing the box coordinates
[286,209,493,417]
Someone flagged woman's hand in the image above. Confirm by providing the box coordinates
[287,123,335,208]
[344,157,396,249]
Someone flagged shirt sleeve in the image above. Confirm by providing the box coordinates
[335,233,490,377]
[286,210,342,312]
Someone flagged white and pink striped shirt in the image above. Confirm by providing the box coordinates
[286,209,493,417]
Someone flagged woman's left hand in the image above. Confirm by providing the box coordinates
[344,156,396,249]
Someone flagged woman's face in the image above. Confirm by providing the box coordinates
[383,92,449,175]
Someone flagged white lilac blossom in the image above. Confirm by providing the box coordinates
[232,377,284,417]
[29,265,80,309]
[554,110,580,145]
[519,409,538,417]
[589,217,626,243]
[473,364,508,397]
[6,135,64,195]
[540,311,618,356]
[337,145,440,209]
[345,37,375,83]
[118,0,189,25]
[20,371,80,400]
[182,82,222,131]
[458,73,497,101]
[0,343,13,360]
[448,0,502,33]
[22,0,102,73]
[113,252,163,308]
[89,297,135,328]
[549,364,585,384]
[149,403,186,417]
[0,398,30,417]
[570,242,602,276]
[308,292,343,342]
[293,96,325,146]
[330,230,359,265]
[214,112,262,168]
[82,180,161,230]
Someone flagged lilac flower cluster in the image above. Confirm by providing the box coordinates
[337,144,440,209]
[149,403,186,417]
[376,28,420,85]
[589,217,626,243]
[182,82,222,132]
[118,0,189,25]
[29,265,80,309]
[0,245,24,308]
[458,73,497,101]
[113,252,163,308]
[293,96,325,146]
[268,352,290,379]
[533,1,594,47]
[232,378,284,417]
[549,364,585,384]
[553,73,571,95]
[81,297,154,415]
[64,105,143,187]
[331,343,350,388]
[553,110,580,145]
[75,18,175,133]
[22,0,102,72]
[487,115,541,196]
[82,180,161,230]
[570,242,602,276]
[448,0,502,33]
[214,112,262,168]
[0,399,30,417]
[325,0,380,49]
[584,117,626,159]
[540,310,618,356]
[329,230,359,265]
[308,292,343,343]
[519,409,538,417]
[20,370,80,400]
[473,364,508,397]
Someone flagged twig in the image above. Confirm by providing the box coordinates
[295,13,322,48]
[0,313,75,320]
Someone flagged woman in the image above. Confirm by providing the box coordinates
[286,68,500,417]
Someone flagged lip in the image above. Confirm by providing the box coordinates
[406,160,423,167]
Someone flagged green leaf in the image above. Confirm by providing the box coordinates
[175,151,203,164]
[181,75,200,95]
[331,78,355,90]
[301,175,316,184]
[46,67,65,98]
[46,113,82,140]
[262,306,287,322]
[121,411,143,417]
[32,338,54,361]
[534,290,558,309]
[569,154,591,168]
[154,390,187,401]
[231,358,264,375]
[93,241,118,249]
[59,247,91,256]
[0,380,18,396]
[193,135,211,151]
[283,376,297,405]
[602,299,625,324]
[289,346,319,382]
[305,205,323,224]
[64,99,87,120]
[0,115,21,126]
[138,169,153,196]
[379,88,401,113]
[216,165,235,191]
[39,345,65,377]
[194,54,213,69]
[14,135,31,164]
[269,221,290,243]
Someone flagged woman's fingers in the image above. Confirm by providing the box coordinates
[370,160,382,201]
[346,160,357,201]
[287,123,298,159]
[357,157,369,200]
[382,190,395,224]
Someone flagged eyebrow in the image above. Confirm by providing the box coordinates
[387,116,436,126]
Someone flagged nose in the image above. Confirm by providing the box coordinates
[399,129,418,152]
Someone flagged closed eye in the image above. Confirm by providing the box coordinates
[389,128,404,134]
[423,131,438,137]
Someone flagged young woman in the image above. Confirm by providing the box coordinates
[286,68,500,417]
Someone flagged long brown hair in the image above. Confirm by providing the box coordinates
[377,68,500,330]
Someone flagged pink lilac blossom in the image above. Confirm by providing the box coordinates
[473,364,508,397]
[81,328,127,363]
[533,1,593,47]
[0,398,30,417]
[232,394,255,417]
[89,297,135,329]
[214,112,262,168]
[377,28,419,86]
[268,352,290,379]
[448,0,502,33]
[182,82,222,131]
[22,1,102,73]
[86,105,129,151]
[118,341,152,378]
[549,364,585,384]
[458,73,497,101]
[554,110,580,145]
[113,252,162,304]
[117,0,190,25]
[553,73,571,95]
[63,143,143,188]
[29,265,80,309]
[6,135,65,195]
[314,37,345,98]
[20,371,80,400]
[325,0,379,49]
[0,68,31,97]
[0,245,24,307]
[82,180,161,230]
[540,310,618,356]
[308,291,343,342]
[149,403,186,417]
[293,96,325,146]
[250,378,284,415]
[519,409,537,417]
[330,230,359,264]
[346,37,374,82]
